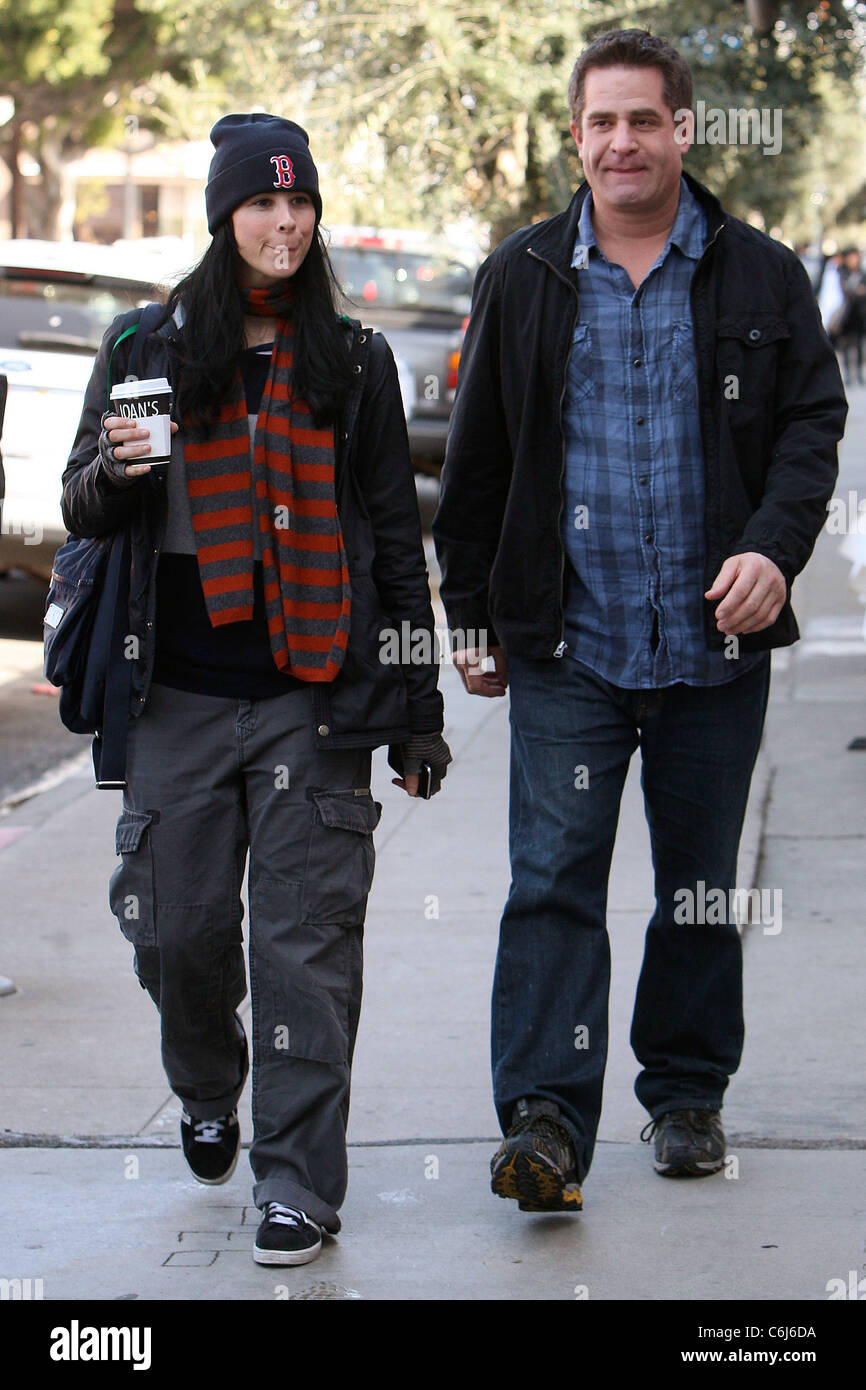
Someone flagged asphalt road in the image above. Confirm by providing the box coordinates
[0,569,91,809]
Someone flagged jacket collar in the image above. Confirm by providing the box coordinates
[525,170,725,274]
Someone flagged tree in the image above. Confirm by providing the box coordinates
[3,0,863,245]
[647,0,866,234]
[194,0,866,243]
[210,1,607,242]
[0,0,288,238]
[0,0,182,234]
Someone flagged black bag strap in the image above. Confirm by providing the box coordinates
[92,301,164,786]
[105,301,167,410]
[92,529,133,788]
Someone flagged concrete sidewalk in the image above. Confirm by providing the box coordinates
[0,394,863,1302]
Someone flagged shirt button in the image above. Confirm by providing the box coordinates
[637,416,645,425]
[645,533,653,543]
[633,358,642,367]
[639,476,648,484]
[318,724,330,737]
[748,328,761,341]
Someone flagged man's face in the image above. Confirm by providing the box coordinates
[571,64,690,217]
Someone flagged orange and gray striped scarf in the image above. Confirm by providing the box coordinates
[183,282,350,682]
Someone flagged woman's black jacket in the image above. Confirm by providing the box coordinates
[61,311,444,749]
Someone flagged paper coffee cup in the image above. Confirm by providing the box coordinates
[110,376,173,465]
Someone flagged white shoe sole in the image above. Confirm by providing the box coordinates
[252,1235,322,1266]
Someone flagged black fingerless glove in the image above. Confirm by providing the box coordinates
[388,732,453,796]
[97,410,141,488]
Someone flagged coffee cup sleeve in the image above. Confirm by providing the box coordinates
[97,410,145,489]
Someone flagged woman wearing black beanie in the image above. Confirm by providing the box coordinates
[62,113,452,1266]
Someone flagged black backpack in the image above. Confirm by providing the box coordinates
[43,302,165,787]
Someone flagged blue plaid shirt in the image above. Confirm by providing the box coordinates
[561,176,763,688]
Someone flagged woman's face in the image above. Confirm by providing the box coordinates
[231,191,317,289]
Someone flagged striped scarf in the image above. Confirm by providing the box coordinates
[182,282,350,682]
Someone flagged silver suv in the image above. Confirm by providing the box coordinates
[0,240,160,579]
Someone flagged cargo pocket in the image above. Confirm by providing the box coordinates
[253,878,352,1065]
[302,789,381,926]
[109,809,157,946]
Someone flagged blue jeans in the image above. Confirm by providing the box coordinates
[492,654,771,1181]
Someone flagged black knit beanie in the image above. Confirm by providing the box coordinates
[205,113,322,234]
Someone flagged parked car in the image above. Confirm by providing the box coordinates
[0,240,162,579]
[0,238,426,580]
[327,228,478,475]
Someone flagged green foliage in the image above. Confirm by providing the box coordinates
[191,0,866,240]
[229,1,605,237]
[643,0,866,232]
[0,0,863,243]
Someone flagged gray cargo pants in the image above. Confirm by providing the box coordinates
[108,680,380,1233]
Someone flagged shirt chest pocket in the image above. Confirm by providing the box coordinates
[566,322,596,406]
[671,319,699,406]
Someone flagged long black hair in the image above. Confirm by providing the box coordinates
[160,220,355,427]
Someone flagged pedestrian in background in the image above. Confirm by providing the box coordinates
[434,29,846,1214]
[62,113,451,1265]
[817,249,847,337]
[837,245,866,386]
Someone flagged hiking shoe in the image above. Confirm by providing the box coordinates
[641,1108,726,1176]
[180,1109,241,1185]
[490,1099,583,1212]
[253,1203,323,1266]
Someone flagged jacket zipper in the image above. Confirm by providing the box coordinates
[527,246,580,658]
[689,220,726,608]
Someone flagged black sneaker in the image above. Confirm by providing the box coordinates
[641,1108,726,1176]
[180,1109,241,1185]
[253,1203,323,1266]
[490,1099,583,1212]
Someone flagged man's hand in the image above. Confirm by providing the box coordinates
[452,645,508,696]
[705,552,786,635]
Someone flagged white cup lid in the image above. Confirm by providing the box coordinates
[110,376,171,398]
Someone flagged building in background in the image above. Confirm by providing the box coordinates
[0,135,212,255]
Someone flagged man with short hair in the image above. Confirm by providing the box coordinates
[433,28,847,1212]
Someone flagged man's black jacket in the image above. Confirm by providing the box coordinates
[433,172,848,657]
[61,311,444,748]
